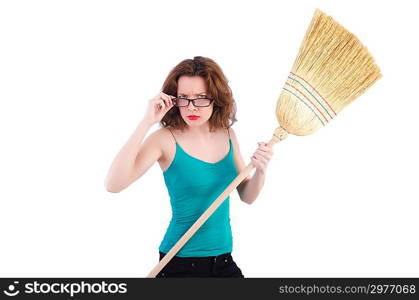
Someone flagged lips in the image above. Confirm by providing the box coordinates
[187,115,200,120]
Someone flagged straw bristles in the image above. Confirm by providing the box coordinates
[276,9,382,136]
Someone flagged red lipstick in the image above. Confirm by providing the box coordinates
[187,115,200,120]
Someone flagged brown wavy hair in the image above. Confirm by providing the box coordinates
[160,56,237,132]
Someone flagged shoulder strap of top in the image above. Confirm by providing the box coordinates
[168,128,177,143]
[227,128,231,140]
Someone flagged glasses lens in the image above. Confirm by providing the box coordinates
[194,98,211,107]
[176,98,189,107]
[175,98,211,107]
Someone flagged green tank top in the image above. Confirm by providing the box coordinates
[158,129,238,257]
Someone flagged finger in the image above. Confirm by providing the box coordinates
[161,92,170,99]
[157,99,165,109]
[167,94,175,106]
[251,156,267,166]
[257,142,271,151]
[163,94,171,105]
[159,92,166,101]
[163,94,174,107]
[256,149,272,159]
[250,156,263,168]
[254,153,269,163]
[256,143,268,151]
[164,100,173,111]
[159,93,168,104]
[155,94,164,103]
[253,153,262,160]
[163,97,169,108]
[159,94,168,106]
[163,94,170,102]
[255,149,269,157]
[261,147,273,155]
[167,96,174,106]
[259,142,272,150]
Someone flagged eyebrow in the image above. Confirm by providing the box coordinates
[178,92,207,96]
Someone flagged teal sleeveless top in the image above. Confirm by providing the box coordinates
[158,129,238,257]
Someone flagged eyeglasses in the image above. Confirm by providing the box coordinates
[173,97,214,107]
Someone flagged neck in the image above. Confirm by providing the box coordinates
[185,123,213,140]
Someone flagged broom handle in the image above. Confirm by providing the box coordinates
[146,127,288,278]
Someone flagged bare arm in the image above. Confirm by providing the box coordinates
[230,128,273,204]
[229,128,252,204]
[104,92,175,193]
[104,120,156,193]
[238,168,266,205]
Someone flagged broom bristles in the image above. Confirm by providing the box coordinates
[276,9,382,136]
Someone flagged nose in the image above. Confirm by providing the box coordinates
[187,101,197,110]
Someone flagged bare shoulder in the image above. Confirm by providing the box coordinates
[228,126,250,176]
[120,127,173,190]
[227,127,241,159]
[150,127,172,143]
[152,127,176,170]
[228,127,239,147]
[147,127,173,150]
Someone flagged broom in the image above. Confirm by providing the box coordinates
[147,8,382,277]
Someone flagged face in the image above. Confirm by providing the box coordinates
[176,75,214,128]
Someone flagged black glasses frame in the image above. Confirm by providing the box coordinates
[173,97,214,107]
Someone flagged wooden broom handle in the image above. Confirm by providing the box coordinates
[147,127,288,278]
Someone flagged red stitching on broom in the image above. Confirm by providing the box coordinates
[284,82,330,123]
[290,72,337,115]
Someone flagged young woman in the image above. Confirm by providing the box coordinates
[105,56,274,277]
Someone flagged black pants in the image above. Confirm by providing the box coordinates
[156,251,244,278]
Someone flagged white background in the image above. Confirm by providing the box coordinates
[1,0,418,277]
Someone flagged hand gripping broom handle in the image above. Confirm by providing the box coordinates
[147,127,288,277]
